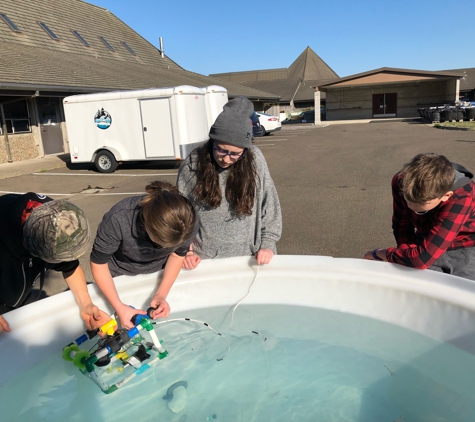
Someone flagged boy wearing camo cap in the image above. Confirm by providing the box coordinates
[0,192,109,334]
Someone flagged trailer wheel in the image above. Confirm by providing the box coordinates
[94,150,118,173]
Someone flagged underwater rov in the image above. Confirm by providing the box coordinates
[62,307,168,394]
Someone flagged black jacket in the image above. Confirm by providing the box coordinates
[0,193,78,311]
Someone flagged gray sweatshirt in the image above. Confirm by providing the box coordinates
[91,196,195,277]
[177,146,282,259]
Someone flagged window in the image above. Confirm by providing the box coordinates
[72,30,89,47]
[122,41,136,56]
[0,100,31,134]
[99,36,115,51]
[0,13,21,32]
[38,22,59,40]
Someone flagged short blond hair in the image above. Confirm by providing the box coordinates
[401,153,455,203]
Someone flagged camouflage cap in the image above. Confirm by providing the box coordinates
[23,200,90,262]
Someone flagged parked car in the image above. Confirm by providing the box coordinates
[251,111,263,138]
[255,112,282,135]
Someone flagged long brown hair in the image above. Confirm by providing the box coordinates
[192,140,259,216]
[140,180,196,247]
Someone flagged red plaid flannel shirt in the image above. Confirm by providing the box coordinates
[386,172,475,269]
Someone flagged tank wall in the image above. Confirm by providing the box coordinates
[2,255,475,387]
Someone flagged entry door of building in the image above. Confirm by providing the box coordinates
[372,93,397,117]
[39,98,64,155]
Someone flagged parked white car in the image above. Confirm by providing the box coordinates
[255,112,282,136]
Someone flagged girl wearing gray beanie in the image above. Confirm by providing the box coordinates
[177,97,282,269]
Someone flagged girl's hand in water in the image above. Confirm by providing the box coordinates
[116,303,146,329]
[150,296,170,319]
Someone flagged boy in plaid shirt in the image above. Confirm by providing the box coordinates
[364,153,475,280]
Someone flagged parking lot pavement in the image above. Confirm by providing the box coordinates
[1,120,475,298]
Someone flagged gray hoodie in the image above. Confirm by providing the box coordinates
[177,146,282,259]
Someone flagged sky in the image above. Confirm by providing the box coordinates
[86,0,474,78]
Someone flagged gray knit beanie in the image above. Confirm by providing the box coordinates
[209,97,254,149]
[23,200,90,262]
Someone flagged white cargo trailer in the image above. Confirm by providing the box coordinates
[201,85,228,128]
[63,85,228,172]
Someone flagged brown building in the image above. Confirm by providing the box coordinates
[315,68,464,121]
[211,47,475,123]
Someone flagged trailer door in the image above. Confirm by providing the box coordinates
[139,98,175,158]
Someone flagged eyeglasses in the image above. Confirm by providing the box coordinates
[213,144,246,160]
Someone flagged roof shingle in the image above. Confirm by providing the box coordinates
[210,46,338,102]
[0,0,278,99]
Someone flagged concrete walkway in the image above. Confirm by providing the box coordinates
[0,153,69,180]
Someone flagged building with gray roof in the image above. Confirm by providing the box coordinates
[0,0,278,163]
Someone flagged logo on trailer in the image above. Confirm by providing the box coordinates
[94,108,112,130]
